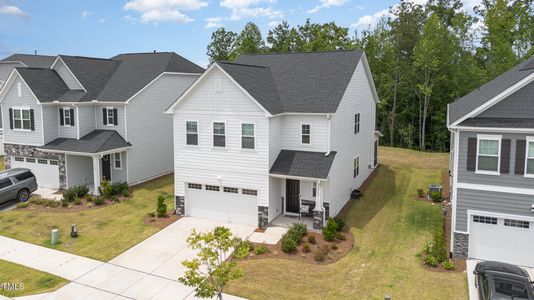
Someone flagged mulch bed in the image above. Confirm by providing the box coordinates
[15,195,129,213]
[144,213,181,228]
[242,230,354,265]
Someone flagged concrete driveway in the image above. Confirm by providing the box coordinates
[4,217,256,300]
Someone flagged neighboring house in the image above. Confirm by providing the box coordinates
[448,57,534,267]
[0,54,55,155]
[166,50,380,229]
[0,52,203,193]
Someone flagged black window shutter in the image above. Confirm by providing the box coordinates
[500,139,511,174]
[9,109,13,129]
[59,108,64,126]
[515,140,526,175]
[30,109,35,131]
[113,108,118,126]
[70,109,75,126]
[102,108,107,125]
[466,137,477,171]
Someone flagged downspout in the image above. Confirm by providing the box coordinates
[325,114,331,156]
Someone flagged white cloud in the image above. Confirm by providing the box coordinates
[0,5,28,18]
[307,0,347,13]
[220,0,275,9]
[81,10,92,19]
[268,20,280,27]
[219,0,280,21]
[98,18,106,23]
[205,17,223,28]
[123,0,208,24]
[350,9,390,30]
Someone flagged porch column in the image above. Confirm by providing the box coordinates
[92,155,101,196]
[313,180,325,230]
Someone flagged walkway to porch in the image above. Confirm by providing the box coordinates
[271,214,315,230]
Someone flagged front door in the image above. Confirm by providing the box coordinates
[101,155,112,181]
[285,179,300,213]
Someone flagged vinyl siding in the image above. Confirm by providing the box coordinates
[457,131,534,188]
[2,75,43,146]
[326,60,376,216]
[78,105,96,137]
[53,60,83,90]
[279,115,329,153]
[110,151,127,183]
[0,62,24,83]
[66,155,93,187]
[455,188,534,232]
[477,80,534,118]
[127,74,198,184]
[268,177,283,221]
[268,116,282,167]
[42,106,59,144]
[95,104,126,139]
[58,106,78,139]
[173,68,269,207]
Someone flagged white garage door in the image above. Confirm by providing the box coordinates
[469,213,534,267]
[185,184,258,226]
[11,157,60,189]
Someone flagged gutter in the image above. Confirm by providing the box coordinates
[325,114,331,156]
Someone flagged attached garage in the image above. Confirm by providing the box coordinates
[11,156,60,189]
[468,212,534,267]
[185,183,258,225]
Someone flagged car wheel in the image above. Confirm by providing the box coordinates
[17,189,30,202]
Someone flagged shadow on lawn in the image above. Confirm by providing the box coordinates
[340,165,397,229]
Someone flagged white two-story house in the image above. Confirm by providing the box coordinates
[0,52,203,194]
[166,50,379,229]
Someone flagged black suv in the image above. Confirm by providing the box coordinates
[475,261,534,300]
[0,168,38,205]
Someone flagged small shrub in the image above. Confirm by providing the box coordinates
[16,202,29,208]
[307,235,317,244]
[322,218,338,241]
[243,240,255,252]
[281,236,298,253]
[101,180,113,198]
[430,191,442,202]
[74,198,82,205]
[61,198,69,207]
[73,185,89,198]
[111,195,119,202]
[335,232,346,241]
[333,217,345,232]
[288,222,307,242]
[254,245,269,255]
[424,255,439,267]
[442,260,455,270]
[94,197,105,206]
[302,242,311,253]
[111,181,129,197]
[147,212,156,218]
[314,245,330,262]
[62,188,76,203]
[417,188,424,197]
[331,244,338,250]
[156,195,167,218]
[85,196,93,202]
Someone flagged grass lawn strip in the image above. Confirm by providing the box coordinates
[0,259,67,298]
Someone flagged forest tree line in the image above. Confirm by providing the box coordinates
[206,0,534,151]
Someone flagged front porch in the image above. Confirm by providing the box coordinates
[271,214,314,230]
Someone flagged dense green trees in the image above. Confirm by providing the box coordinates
[205,0,534,151]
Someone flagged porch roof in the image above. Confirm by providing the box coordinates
[269,150,336,180]
[39,130,131,154]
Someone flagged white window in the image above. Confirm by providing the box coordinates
[14,157,24,162]
[223,187,238,193]
[242,189,257,196]
[188,183,202,189]
[354,113,360,134]
[242,123,255,149]
[186,121,198,146]
[38,159,47,164]
[302,124,311,144]
[17,82,22,97]
[49,160,59,165]
[476,135,501,175]
[504,219,530,229]
[206,185,220,191]
[107,107,115,126]
[114,153,121,169]
[473,215,497,225]
[353,156,359,178]
[312,182,317,198]
[26,158,35,163]
[526,138,534,176]
[13,108,31,130]
[213,122,225,147]
[63,108,72,126]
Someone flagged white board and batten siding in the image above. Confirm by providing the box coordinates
[327,60,377,216]
[127,73,198,184]
[52,60,83,90]
[173,68,270,209]
[1,75,44,146]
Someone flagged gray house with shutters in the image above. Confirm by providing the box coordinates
[448,56,534,267]
[0,52,203,193]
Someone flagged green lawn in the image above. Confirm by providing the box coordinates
[226,147,467,299]
[0,175,175,261]
[0,259,67,298]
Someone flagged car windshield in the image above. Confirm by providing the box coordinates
[491,274,530,300]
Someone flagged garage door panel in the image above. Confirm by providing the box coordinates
[186,188,257,226]
[11,157,60,189]
[469,215,534,267]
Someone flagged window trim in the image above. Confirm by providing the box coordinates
[212,121,226,148]
[185,120,199,146]
[223,187,239,193]
[312,181,317,198]
[354,113,360,134]
[12,107,31,131]
[62,107,73,127]
[524,136,534,178]
[475,134,501,176]
[187,183,202,189]
[353,156,359,178]
[106,106,115,127]
[242,189,258,196]
[241,122,256,150]
[472,215,498,225]
[205,185,220,192]
[301,123,311,145]
[114,152,122,170]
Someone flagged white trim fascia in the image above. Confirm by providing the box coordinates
[124,72,199,104]
[451,129,460,249]
[0,70,42,105]
[76,106,80,139]
[300,122,312,146]
[457,182,534,196]
[451,71,534,126]
[475,134,502,175]
[125,150,129,183]
[271,112,331,117]
[185,119,199,147]
[0,61,28,67]
[467,209,534,223]
[113,152,122,170]
[524,137,534,178]
[5,141,43,147]
[360,53,380,103]
[269,173,328,182]
[40,106,45,145]
[37,146,131,156]
[65,154,69,188]
[164,63,272,117]
[240,121,257,150]
[448,125,534,134]
[124,104,128,141]
[41,101,99,106]
[212,120,227,149]
[51,56,87,92]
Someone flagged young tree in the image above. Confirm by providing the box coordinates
[179,226,249,299]
[297,20,354,51]
[206,27,237,63]
[234,22,265,56]
[267,21,300,53]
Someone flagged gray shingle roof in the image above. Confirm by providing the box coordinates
[40,130,131,153]
[232,50,363,114]
[459,117,534,128]
[16,68,69,102]
[449,56,534,124]
[269,150,337,179]
[1,54,56,68]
